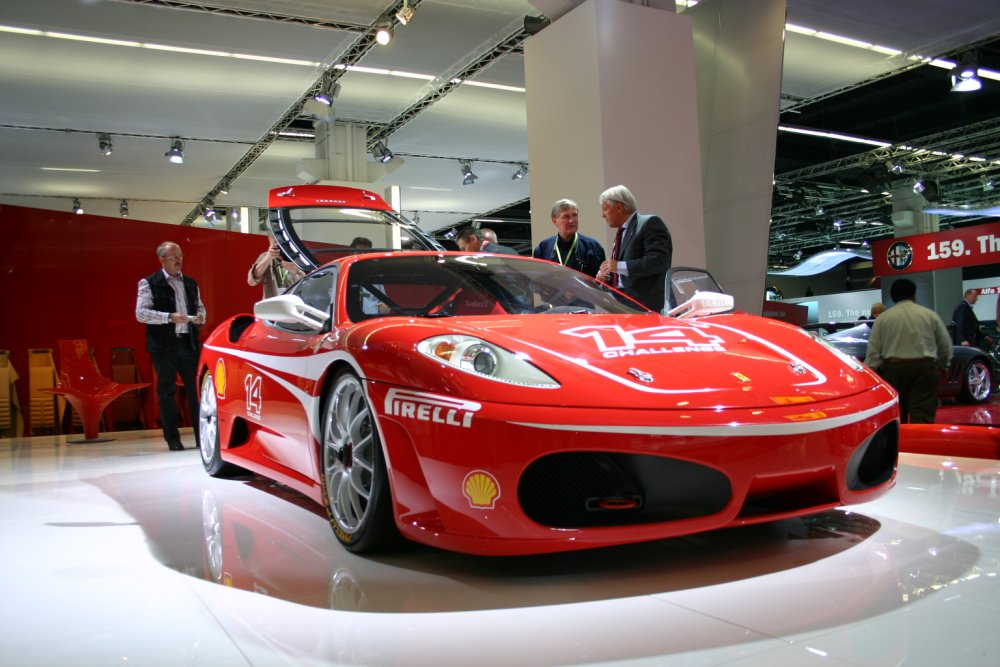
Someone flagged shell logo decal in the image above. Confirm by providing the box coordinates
[214,358,227,398]
[463,470,500,509]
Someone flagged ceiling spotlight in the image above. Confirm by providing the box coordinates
[511,163,527,180]
[885,161,903,174]
[793,250,803,261]
[203,202,216,224]
[913,179,940,202]
[460,160,477,186]
[950,52,982,92]
[983,176,996,192]
[314,78,341,106]
[119,199,129,218]
[375,22,393,46]
[98,133,113,156]
[165,138,185,164]
[219,180,230,195]
[814,205,824,216]
[395,0,415,25]
[861,239,870,249]
[444,227,457,240]
[372,140,394,163]
[230,208,240,221]
[72,198,83,215]
[412,211,421,225]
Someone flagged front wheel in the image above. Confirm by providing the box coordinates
[321,371,399,553]
[199,372,242,477]
[959,358,992,403]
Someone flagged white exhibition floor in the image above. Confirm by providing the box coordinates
[1,429,999,667]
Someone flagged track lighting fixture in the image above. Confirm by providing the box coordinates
[511,163,527,180]
[314,78,341,106]
[219,180,230,195]
[119,199,129,218]
[98,133,113,156]
[444,227,458,240]
[203,202,216,225]
[793,250,803,261]
[396,0,416,25]
[72,198,83,215]
[983,176,996,192]
[375,22,393,46]
[950,52,982,92]
[460,160,477,185]
[371,140,394,163]
[165,138,185,164]
[885,160,903,174]
[913,178,940,202]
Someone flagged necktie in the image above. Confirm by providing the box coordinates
[609,225,625,285]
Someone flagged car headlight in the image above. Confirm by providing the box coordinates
[417,335,560,388]
[808,331,866,372]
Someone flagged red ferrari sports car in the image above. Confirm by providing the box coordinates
[196,185,900,556]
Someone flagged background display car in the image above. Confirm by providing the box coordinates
[195,185,899,557]
[812,321,999,404]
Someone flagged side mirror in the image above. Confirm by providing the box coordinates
[666,292,735,319]
[254,295,328,331]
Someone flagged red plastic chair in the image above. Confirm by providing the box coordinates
[41,339,150,441]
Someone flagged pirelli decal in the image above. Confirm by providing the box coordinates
[384,388,481,428]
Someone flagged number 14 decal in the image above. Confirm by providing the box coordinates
[245,373,262,417]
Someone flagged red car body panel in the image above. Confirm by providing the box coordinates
[199,252,899,556]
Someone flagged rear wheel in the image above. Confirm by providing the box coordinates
[959,358,992,403]
[199,372,242,477]
[321,370,398,553]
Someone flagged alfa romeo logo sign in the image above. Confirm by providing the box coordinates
[886,241,913,271]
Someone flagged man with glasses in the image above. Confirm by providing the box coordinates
[136,241,207,451]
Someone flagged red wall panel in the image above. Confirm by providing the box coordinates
[0,204,267,435]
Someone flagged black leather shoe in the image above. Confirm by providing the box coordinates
[167,440,184,451]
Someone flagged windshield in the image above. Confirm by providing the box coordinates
[268,206,443,271]
[345,254,649,322]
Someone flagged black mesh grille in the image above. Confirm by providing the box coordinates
[518,452,731,528]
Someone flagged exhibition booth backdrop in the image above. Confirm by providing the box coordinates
[0,204,264,435]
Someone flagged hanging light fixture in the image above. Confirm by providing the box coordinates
[72,198,83,215]
[219,180,230,195]
[375,22,393,46]
[119,199,129,218]
[950,52,982,92]
[165,138,185,164]
[511,162,527,180]
[460,160,477,185]
[98,133,113,156]
[314,77,341,106]
[396,0,416,25]
[371,140,394,163]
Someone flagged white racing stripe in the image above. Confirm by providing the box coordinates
[509,398,897,437]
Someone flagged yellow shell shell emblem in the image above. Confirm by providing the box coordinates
[463,470,500,509]
[214,358,227,398]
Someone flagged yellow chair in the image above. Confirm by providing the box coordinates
[28,348,60,435]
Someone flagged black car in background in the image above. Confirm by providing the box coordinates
[808,321,999,404]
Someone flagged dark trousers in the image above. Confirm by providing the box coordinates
[151,335,200,445]
[878,358,939,424]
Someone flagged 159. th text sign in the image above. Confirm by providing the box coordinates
[872,221,1000,276]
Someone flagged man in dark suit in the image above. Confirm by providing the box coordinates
[135,241,207,451]
[596,185,673,312]
[952,288,992,348]
[455,227,519,255]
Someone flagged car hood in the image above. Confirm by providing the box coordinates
[441,312,878,409]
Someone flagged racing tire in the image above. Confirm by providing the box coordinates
[321,370,399,553]
[199,371,243,477]
[959,358,992,404]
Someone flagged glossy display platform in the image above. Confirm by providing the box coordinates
[1,428,999,666]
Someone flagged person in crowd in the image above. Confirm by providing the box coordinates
[865,278,952,424]
[480,227,520,255]
[532,198,605,278]
[350,236,373,250]
[595,184,672,312]
[248,235,305,299]
[952,288,992,348]
[860,302,885,326]
[135,241,207,451]
[455,227,519,255]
